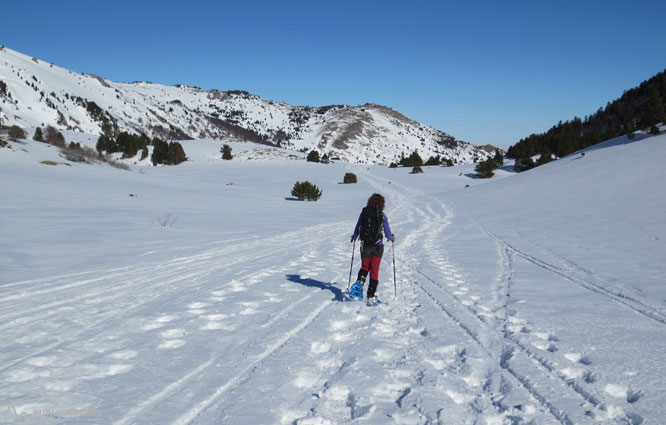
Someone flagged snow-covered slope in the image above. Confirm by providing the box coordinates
[0,46,492,165]
[1,131,664,424]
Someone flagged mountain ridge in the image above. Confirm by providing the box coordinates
[0,46,492,165]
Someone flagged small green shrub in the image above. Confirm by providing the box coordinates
[389,162,398,168]
[411,166,423,174]
[291,181,322,201]
[343,172,357,184]
[221,144,233,160]
[307,150,320,163]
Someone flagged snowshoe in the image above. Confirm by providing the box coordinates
[349,281,364,300]
[366,297,381,307]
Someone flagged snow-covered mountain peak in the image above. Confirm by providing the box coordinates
[0,46,493,164]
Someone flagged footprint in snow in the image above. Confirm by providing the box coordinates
[604,383,642,404]
[228,279,248,293]
[200,314,235,331]
[565,352,592,365]
[107,350,138,360]
[561,367,585,382]
[141,314,177,330]
[157,328,186,349]
[160,328,186,339]
[158,340,185,349]
[531,340,557,353]
[238,301,260,315]
[311,341,332,354]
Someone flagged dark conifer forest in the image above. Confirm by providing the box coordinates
[507,69,666,163]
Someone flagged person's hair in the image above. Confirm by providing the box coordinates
[366,193,385,211]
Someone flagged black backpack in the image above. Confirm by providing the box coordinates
[360,206,383,245]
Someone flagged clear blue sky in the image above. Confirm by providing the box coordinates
[3,0,666,148]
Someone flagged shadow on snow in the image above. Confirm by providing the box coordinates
[286,274,346,302]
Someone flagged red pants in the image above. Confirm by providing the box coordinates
[361,255,382,280]
[357,245,384,298]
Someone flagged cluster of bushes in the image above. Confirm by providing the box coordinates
[151,138,187,166]
[475,150,504,178]
[96,132,149,159]
[29,125,127,169]
[399,150,423,167]
[6,125,26,141]
[306,150,330,164]
[391,150,454,169]
[96,132,187,165]
[424,155,454,167]
[60,142,128,169]
[33,126,66,146]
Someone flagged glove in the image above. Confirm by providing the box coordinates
[350,235,355,243]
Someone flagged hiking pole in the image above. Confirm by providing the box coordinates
[392,240,397,298]
[347,239,356,293]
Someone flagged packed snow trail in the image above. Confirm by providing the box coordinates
[347,167,652,424]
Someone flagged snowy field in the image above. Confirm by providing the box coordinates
[1,134,665,424]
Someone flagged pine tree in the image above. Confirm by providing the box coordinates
[514,156,535,172]
[33,127,44,142]
[167,142,187,165]
[625,120,635,139]
[96,134,115,152]
[493,149,504,168]
[221,144,233,160]
[475,158,496,178]
[307,150,320,163]
[641,88,666,129]
[291,181,322,201]
[537,147,552,166]
[151,137,169,165]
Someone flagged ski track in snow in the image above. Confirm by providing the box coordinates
[0,233,322,374]
[424,198,647,424]
[0,221,353,424]
[0,162,657,424]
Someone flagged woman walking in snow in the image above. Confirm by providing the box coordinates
[350,193,396,306]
